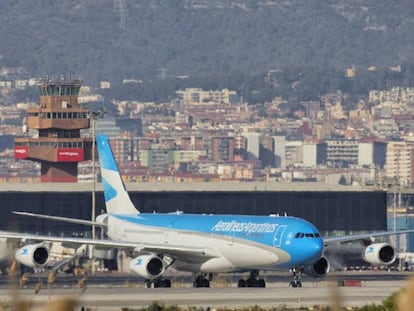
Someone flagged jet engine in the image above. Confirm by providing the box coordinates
[363,243,396,265]
[129,255,165,279]
[303,256,330,278]
[15,244,49,268]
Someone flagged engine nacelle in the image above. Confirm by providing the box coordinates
[303,256,330,278]
[129,255,165,279]
[363,243,396,265]
[15,244,49,268]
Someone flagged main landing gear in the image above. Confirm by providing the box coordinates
[193,273,211,288]
[237,271,266,288]
[144,277,172,288]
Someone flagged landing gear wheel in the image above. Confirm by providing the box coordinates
[144,278,172,288]
[193,273,210,288]
[162,279,171,288]
[289,268,303,288]
[289,280,302,287]
[144,279,152,288]
[237,279,247,287]
[238,271,266,288]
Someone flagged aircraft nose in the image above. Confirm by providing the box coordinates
[302,238,324,265]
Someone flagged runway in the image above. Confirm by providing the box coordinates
[0,285,406,310]
[0,273,412,310]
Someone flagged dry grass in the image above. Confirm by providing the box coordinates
[397,273,414,311]
[4,260,87,311]
[5,260,414,311]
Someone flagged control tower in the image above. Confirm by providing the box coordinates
[14,78,93,182]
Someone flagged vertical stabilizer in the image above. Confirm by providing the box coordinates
[96,135,139,214]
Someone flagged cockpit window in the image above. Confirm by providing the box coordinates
[295,232,320,238]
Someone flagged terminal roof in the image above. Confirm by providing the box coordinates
[0,182,371,192]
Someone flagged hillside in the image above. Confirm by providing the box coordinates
[1,0,413,87]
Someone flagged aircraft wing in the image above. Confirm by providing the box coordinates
[324,229,414,245]
[12,211,106,227]
[0,231,218,262]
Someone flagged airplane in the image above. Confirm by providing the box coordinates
[1,134,413,288]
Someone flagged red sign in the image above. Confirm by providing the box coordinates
[14,146,28,159]
[56,148,84,162]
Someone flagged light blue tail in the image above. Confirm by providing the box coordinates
[96,135,139,214]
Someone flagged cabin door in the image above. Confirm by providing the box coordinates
[273,225,287,247]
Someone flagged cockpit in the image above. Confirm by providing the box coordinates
[294,232,321,238]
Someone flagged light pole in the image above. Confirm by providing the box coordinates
[90,108,106,238]
[89,108,105,272]
[92,116,96,241]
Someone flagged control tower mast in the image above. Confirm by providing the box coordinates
[14,78,93,182]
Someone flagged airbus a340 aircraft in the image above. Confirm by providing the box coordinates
[1,134,413,288]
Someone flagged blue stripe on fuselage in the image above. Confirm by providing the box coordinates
[112,213,323,267]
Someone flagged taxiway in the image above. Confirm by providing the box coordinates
[0,272,411,310]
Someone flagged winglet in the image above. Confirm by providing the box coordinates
[96,135,139,214]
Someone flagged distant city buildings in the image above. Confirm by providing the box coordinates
[176,88,237,106]
[1,71,414,188]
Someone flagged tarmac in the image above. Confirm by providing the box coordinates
[0,275,411,310]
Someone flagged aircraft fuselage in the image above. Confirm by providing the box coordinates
[107,213,324,272]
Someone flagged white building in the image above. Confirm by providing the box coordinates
[285,141,303,168]
[176,88,237,105]
[242,133,260,161]
[273,136,286,169]
[326,140,359,167]
[386,141,412,186]
[358,142,386,168]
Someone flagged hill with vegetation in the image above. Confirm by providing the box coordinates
[1,0,414,102]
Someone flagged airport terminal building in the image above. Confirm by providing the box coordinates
[0,182,386,237]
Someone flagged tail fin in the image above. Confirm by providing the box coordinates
[96,135,139,214]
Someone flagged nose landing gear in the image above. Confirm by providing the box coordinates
[289,268,302,288]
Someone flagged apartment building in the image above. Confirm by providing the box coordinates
[211,136,234,162]
[176,88,237,105]
[179,136,204,150]
[369,87,414,104]
[95,118,121,137]
[111,136,134,163]
[273,136,286,169]
[259,136,275,167]
[326,140,359,167]
[173,149,207,164]
[302,142,327,167]
[242,132,260,161]
[146,149,173,173]
[386,141,412,186]
[358,141,386,169]
[285,141,303,167]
